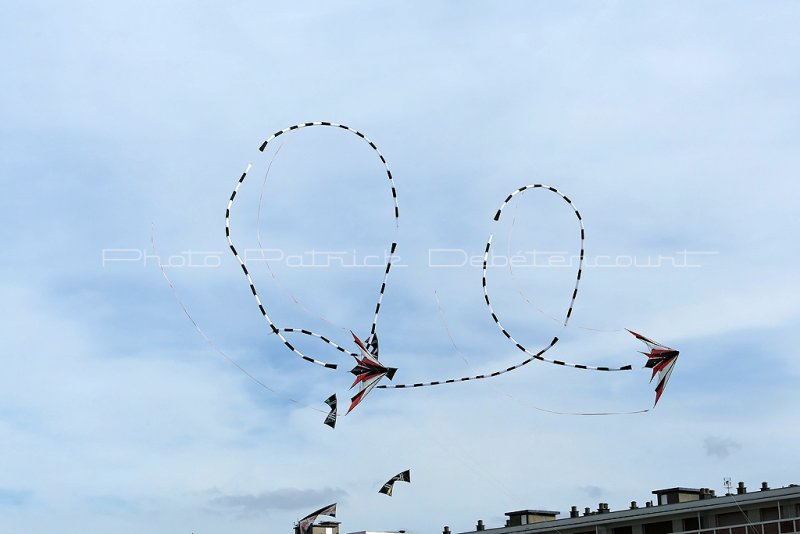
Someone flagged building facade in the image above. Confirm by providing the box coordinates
[449,481,800,534]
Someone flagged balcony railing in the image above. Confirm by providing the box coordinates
[675,518,800,534]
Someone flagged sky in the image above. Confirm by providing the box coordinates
[2,1,800,533]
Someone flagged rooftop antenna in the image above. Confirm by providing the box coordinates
[724,477,733,496]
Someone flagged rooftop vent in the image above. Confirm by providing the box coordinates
[737,482,747,495]
[570,506,580,519]
[699,488,716,500]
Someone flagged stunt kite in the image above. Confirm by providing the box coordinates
[298,503,337,534]
[628,330,680,407]
[348,332,397,414]
[323,394,337,428]
[379,469,411,496]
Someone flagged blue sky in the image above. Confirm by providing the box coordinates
[2,2,800,533]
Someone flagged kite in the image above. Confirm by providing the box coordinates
[628,329,680,407]
[298,503,337,534]
[324,394,337,428]
[379,469,411,496]
[225,122,680,415]
[347,332,397,413]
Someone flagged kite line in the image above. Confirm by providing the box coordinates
[150,225,326,414]
[432,288,648,415]
[226,122,399,370]
[505,200,621,333]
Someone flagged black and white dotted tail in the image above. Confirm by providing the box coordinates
[226,122,399,369]
[485,184,632,372]
[376,336,559,389]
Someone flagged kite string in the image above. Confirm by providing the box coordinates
[255,143,347,331]
[433,289,471,369]
[505,197,621,333]
[150,224,325,414]
[435,289,649,416]
[729,490,762,534]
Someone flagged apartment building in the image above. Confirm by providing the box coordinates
[448,481,800,534]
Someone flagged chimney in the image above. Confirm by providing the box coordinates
[443,527,451,534]
[737,482,746,495]
[598,503,610,514]
[476,520,485,531]
[646,501,653,508]
[630,501,638,510]
[570,506,580,518]
[761,482,770,491]
[584,507,592,516]
[700,488,716,500]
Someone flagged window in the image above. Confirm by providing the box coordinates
[760,507,779,521]
[644,520,674,534]
[717,511,748,527]
[683,517,700,531]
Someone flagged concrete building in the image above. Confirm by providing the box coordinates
[449,481,800,534]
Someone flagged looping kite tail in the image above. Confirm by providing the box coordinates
[379,184,633,391]
[226,122,399,370]
[376,337,559,389]
[485,184,633,371]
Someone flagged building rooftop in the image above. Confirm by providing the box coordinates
[451,481,800,534]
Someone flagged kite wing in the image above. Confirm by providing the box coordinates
[379,469,411,496]
[628,330,680,407]
[323,394,337,428]
[347,332,397,414]
[298,503,337,534]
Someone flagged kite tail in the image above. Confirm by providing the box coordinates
[370,242,397,338]
[485,184,633,372]
[376,336,559,389]
[227,163,338,369]
[281,328,359,358]
[226,122,399,369]
[255,143,346,331]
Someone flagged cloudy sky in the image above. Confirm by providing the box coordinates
[2,2,799,533]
